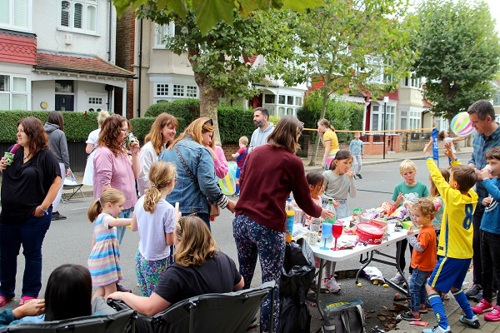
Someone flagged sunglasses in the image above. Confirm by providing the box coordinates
[204,118,214,126]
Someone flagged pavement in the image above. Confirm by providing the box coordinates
[60,146,500,333]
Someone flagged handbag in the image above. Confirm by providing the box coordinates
[175,147,220,218]
[322,300,366,333]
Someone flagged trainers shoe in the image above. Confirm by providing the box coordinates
[472,298,493,314]
[419,304,428,314]
[396,311,421,321]
[51,212,67,221]
[356,174,363,179]
[422,325,451,333]
[0,296,13,307]
[466,284,483,300]
[390,273,405,285]
[19,296,37,306]
[460,314,481,329]
[485,306,500,322]
[116,283,131,293]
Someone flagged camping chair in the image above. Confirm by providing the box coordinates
[62,169,85,202]
[108,281,276,333]
[0,309,135,333]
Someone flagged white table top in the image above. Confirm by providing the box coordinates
[299,217,414,262]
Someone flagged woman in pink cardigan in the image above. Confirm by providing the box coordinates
[93,114,140,245]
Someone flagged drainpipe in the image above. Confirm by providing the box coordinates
[137,16,143,117]
[108,0,112,62]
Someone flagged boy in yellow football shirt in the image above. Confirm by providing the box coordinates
[422,140,479,333]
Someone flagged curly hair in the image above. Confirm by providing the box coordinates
[18,117,49,157]
[98,114,129,156]
[412,198,437,220]
[174,215,217,267]
[144,161,176,213]
[170,117,213,148]
[144,113,178,155]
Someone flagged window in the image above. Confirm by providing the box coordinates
[186,86,197,97]
[0,0,30,30]
[154,22,176,47]
[493,92,500,106]
[402,72,422,89]
[156,84,169,96]
[371,104,396,132]
[55,80,74,93]
[60,0,96,33]
[0,75,28,110]
[264,94,275,104]
[409,110,421,129]
[89,97,102,104]
[278,95,285,104]
[295,97,302,106]
[287,96,294,105]
[173,85,184,97]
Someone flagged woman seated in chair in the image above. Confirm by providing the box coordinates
[0,264,114,328]
[107,215,244,315]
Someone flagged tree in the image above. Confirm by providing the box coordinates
[413,0,500,121]
[113,0,323,35]
[132,4,296,144]
[269,0,416,165]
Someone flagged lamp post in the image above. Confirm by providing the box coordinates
[383,96,389,159]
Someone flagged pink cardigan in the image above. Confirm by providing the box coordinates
[214,145,228,179]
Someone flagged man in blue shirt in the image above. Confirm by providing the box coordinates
[466,100,500,300]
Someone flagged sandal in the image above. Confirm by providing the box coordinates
[18,296,37,306]
[0,295,13,307]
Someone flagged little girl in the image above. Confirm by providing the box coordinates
[322,150,357,219]
[87,188,132,298]
[304,171,325,226]
[131,161,180,296]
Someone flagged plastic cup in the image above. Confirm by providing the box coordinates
[4,152,14,166]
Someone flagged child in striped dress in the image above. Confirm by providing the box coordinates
[87,188,132,298]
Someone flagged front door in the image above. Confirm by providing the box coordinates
[55,95,74,111]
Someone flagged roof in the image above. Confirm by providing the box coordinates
[35,52,135,79]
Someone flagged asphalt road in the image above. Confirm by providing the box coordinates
[3,154,467,332]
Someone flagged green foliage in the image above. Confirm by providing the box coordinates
[145,99,199,126]
[413,0,500,119]
[112,0,324,35]
[217,106,255,143]
[0,111,98,143]
[129,117,156,141]
[298,93,364,143]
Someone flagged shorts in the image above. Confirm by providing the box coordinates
[427,256,471,293]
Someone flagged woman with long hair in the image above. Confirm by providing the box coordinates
[138,113,178,195]
[0,117,61,307]
[159,117,235,229]
[107,215,243,315]
[233,115,334,332]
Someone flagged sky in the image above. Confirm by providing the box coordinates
[484,0,500,34]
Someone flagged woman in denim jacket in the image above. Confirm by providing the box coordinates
[159,117,235,229]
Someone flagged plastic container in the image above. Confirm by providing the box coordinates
[285,198,295,243]
[356,223,384,245]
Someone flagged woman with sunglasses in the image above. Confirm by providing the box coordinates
[233,115,334,332]
[159,117,235,229]
[93,114,140,246]
[107,215,243,315]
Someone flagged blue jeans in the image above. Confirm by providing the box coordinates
[0,209,51,298]
[116,208,132,244]
[233,215,284,333]
[410,268,430,312]
[182,212,210,231]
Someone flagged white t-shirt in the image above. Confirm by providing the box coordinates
[133,196,176,261]
[138,142,158,196]
[86,128,101,148]
[443,137,456,153]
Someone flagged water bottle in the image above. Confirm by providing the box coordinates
[325,199,337,224]
[285,198,295,243]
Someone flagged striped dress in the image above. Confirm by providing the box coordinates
[88,213,123,287]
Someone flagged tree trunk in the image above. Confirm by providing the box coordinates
[308,87,330,166]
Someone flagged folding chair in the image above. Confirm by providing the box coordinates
[109,281,276,333]
[0,309,135,333]
[62,169,86,202]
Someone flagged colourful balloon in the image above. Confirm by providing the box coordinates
[450,112,475,137]
[219,162,237,196]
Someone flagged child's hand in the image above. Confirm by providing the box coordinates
[423,138,433,156]
[443,142,455,161]
[482,196,493,206]
[407,227,414,235]
[480,167,492,180]
[346,171,355,179]
[333,200,340,207]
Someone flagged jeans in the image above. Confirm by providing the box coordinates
[352,154,362,174]
[480,230,500,303]
[116,208,132,244]
[233,215,284,333]
[410,268,430,312]
[0,209,51,298]
[472,205,484,285]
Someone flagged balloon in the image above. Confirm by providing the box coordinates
[218,162,237,195]
[450,112,475,137]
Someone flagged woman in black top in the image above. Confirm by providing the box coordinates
[0,117,61,307]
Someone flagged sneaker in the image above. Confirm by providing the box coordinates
[466,284,483,300]
[0,296,13,307]
[116,283,131,293]
[356,174,363,179]
[390,273,405,285]
[19,296,37,306]
[422,325,451,333]
[51,211,67,221]
[419,304,428,314]
[396,311,421,321]
[460,314,480,328]
[485,306,500,322]
[472,298,493,314]
[325,276,341,293]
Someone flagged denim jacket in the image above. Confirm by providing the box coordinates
[159,136,227,215]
